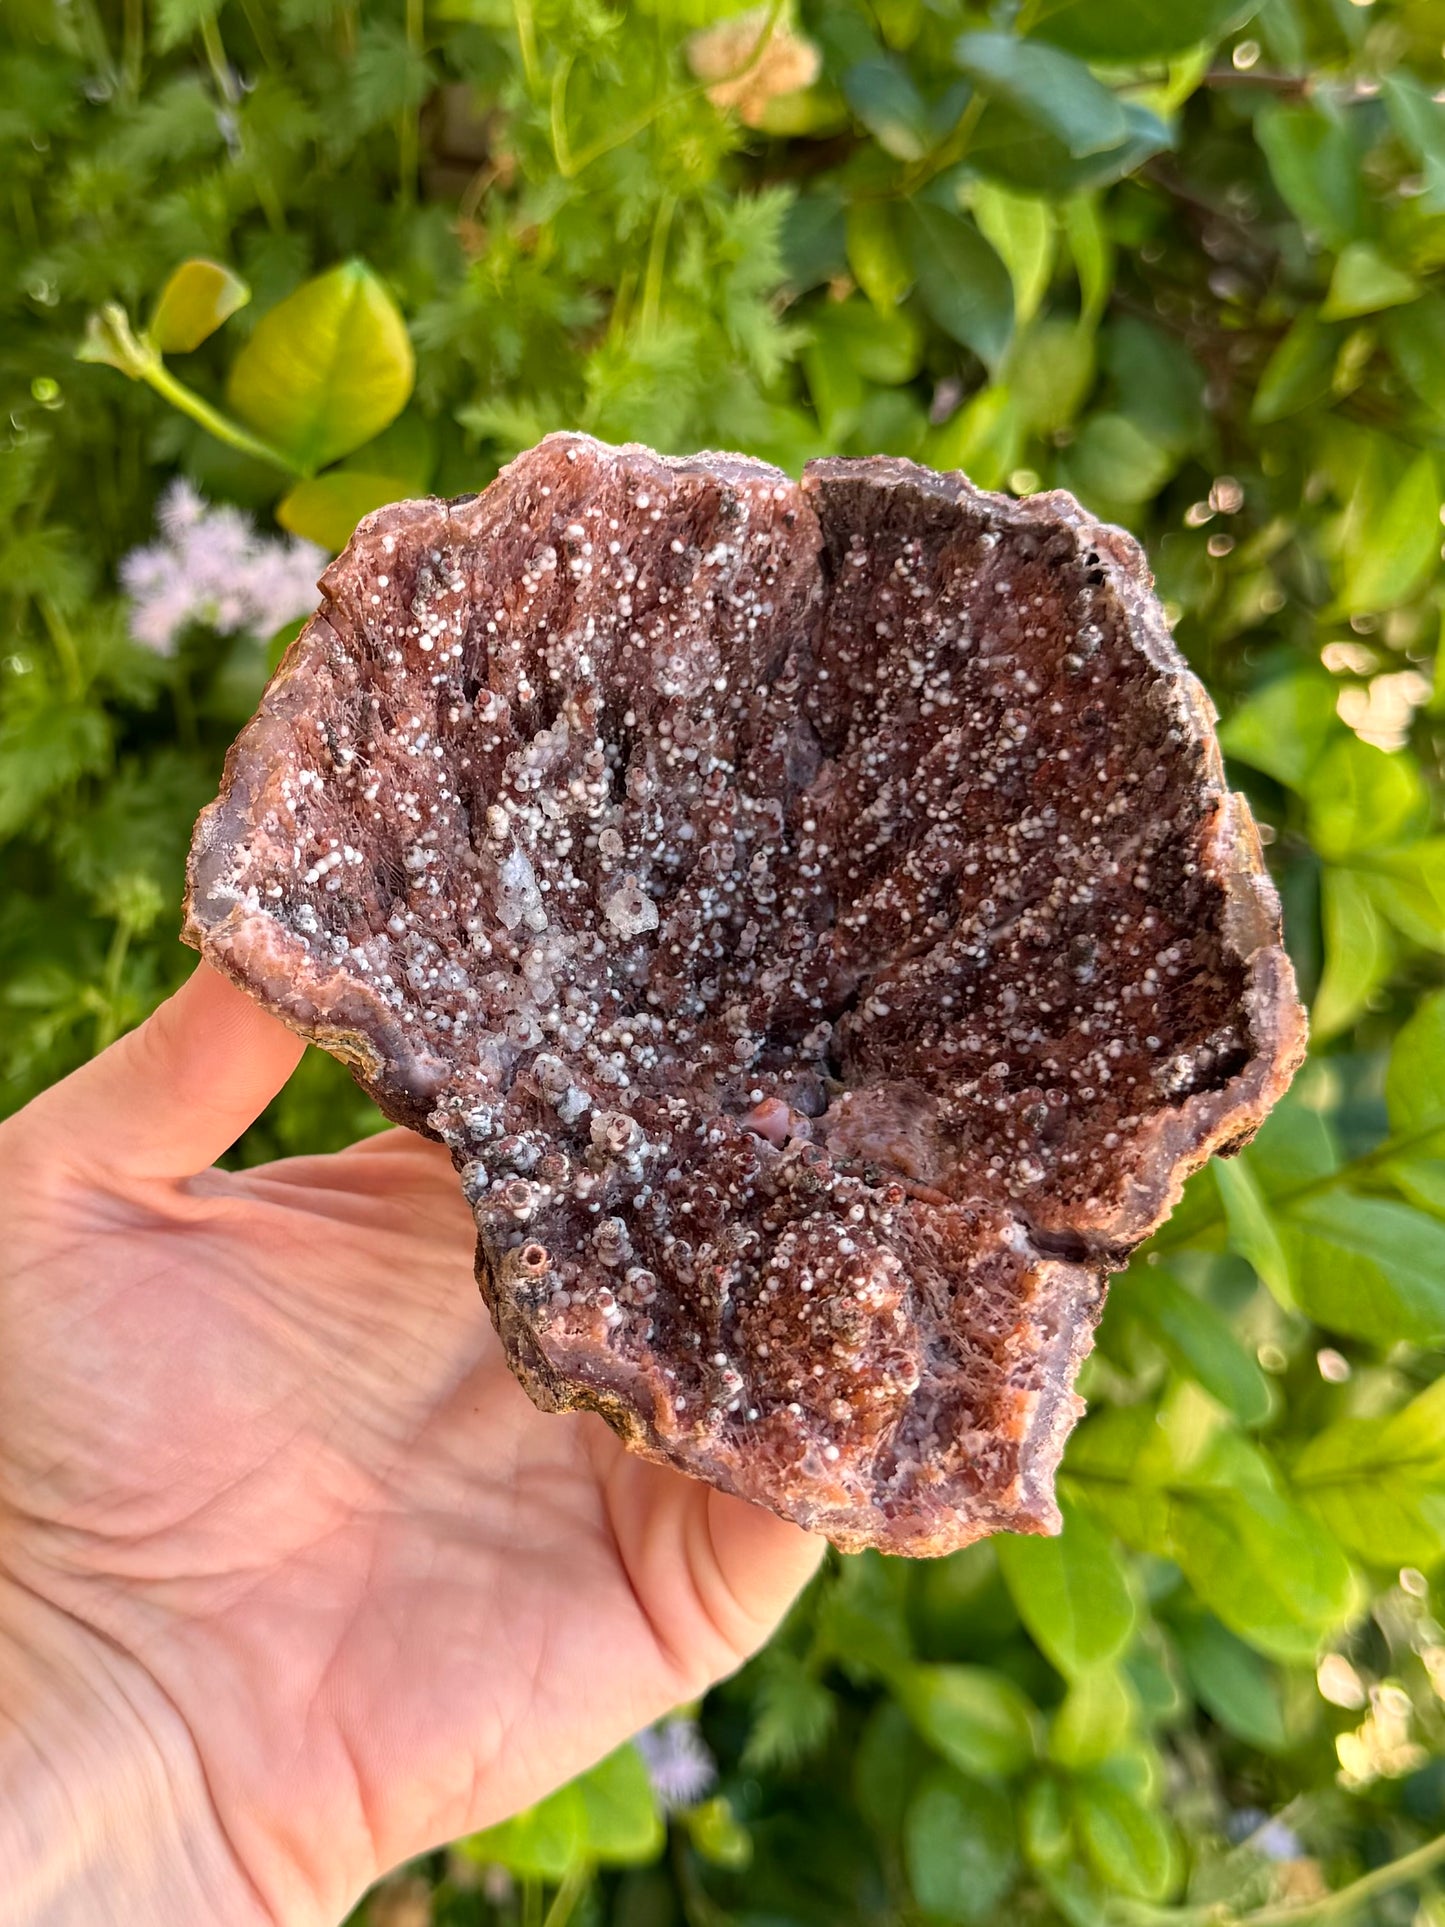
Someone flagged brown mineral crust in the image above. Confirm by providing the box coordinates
[184,432,1305,1557]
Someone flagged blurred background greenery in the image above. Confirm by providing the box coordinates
[5,0,1445,1921]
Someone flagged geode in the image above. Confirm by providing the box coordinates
[184,434,1305,1556]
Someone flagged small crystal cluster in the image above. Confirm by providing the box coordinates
[186,435,1304,1555]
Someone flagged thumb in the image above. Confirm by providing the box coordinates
[28,961,304,1184]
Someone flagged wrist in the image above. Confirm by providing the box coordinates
[0,1573,275,1927]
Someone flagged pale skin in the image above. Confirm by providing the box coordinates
[0,963,823,1925]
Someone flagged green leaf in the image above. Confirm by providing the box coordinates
[1007,317,1096,434]
[1021,1775,1074,1870]
[1369,840,1445,951]
[1171,1614,1288,1752]
[953,33,1128,159]
[894,1664,1037,1779]
[970,100,1170,196]
[1281,1191,1445,1346]
[846,202,914,312]
[1048,1665,1136,1768]
[0,702,112,840]
[1062,412,1175,507]
[1386,990,1445,1139]
[1252,308,1340,423]
[741,1648,837,1770]
[1062,198,1111,324]
[1214,1153,1292,1307]
[154,0,217,52]
[843,57,931,161]
[276,471,407,552]
[1292,1379,1445,1569]
[1312,866,1394,1041]
[1334,451,1441,616]
[1217,671,1339,788]
[1123,1269,1273,1426]
[1256,104,1366,249]
[226,261,415,476]
[1384,294,1445,419]
[1103,317,1205,452]
[1071,1777,1178,1901]
[148,259,251,355]
[970,182,1055,327]
[903,203,1014,370]
[1169,1463,1357,1661]
[1384,73,1445,212]
[682,1798,751,1870]
[1063,1406,1176,1555]
[905,1769,1019,1922]
[1321,243,1420,322]
[1306,734,1429,858]
[1030,0,1255,61]
[458,1746,662,1879]
[925,384,1023,489]
[995,1497,1136,1678]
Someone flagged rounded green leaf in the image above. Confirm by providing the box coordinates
[953,32,1128,159]
[226,260,415,475]
[843,56,931,161]
[903,203,1014,371]
[1283,1191,1445,1347]
[1125,1270,1273,1427]
[1071,1776,1179,1901]
[995,1497,1136,1678]
[1171,1614,1289,1753]
[1047,1665,1136,1769]
[277,471,408,553]
[1306,734,1429,859]
[149,258,251,355]
[1386,990,1445,1138]
[846,202,915,312]
[1321,244,1420,322]
[895,1663,1037,1779]
[905,1768,1019,1922]
[1030,0,1254,61]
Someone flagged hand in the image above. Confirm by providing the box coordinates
[0,965,822,1926]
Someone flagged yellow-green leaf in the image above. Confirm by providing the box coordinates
[227,260,415,475]
[277,471,409,553]
[149,258,251,354]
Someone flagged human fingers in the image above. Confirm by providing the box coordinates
[28,961,304,1184]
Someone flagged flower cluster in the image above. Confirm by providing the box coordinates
[120,480,325,655]
[634,1716,717,1812]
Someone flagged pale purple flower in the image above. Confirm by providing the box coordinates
[634,1716,717,1812]
[120,479,326,656]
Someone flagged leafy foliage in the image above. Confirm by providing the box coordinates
[4,0,1445,1922]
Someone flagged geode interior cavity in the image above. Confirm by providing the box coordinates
[185,434,1305,1556]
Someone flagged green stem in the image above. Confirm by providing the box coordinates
[1148,1115,1445,1258]
[549,54,575,176]
[198,7,238,104]
[94,915,135,1057]
[513,0,539,92]
[521,1878,543,1927]
[541,1865,591,1927]
[139,358,301,475]
[38,595,85,699]
[1116,1827,1445,1927]
[399,0,424,204]
[639,191,676,336]
[122,0,145,98]
[895,87,986,200]
[236,0,280,68]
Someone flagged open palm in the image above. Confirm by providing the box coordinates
[0,966,821,1927]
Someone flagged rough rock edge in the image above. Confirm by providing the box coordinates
[184,433,1306,1556]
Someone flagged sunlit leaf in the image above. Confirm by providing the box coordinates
[226,260,415,475]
